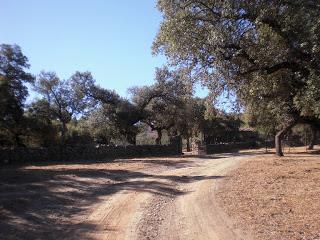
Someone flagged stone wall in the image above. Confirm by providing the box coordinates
[0,137,182,165]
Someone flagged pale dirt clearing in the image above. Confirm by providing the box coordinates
[0,154,252,240]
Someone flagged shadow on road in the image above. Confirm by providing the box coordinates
[0,158,224,240]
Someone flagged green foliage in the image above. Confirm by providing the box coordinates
[294,70,320,118]
[0,41,278,149]
[0,44,34,146]
[33,71,93,143]
[153,0,320,154]
[24,99,59,147]
[130,66,194,144]
[131,69,243,146]
[79,108,127,145]
[154,0,320,127]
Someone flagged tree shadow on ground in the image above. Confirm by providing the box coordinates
[115,158,193,168]
[285,150,320,155]
[0,164,224,240]
[8,155,195,169]
[180,154,230,160]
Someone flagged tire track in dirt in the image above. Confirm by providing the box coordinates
[71,154,254,240]
[134,155,254,240]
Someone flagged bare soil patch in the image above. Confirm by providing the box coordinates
[0,156,190,240]
[0,153,246,240]
[216,146,320,240]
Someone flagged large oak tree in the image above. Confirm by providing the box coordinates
[153,0,320,155]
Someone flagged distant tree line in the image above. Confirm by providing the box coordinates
[0,44,247,150]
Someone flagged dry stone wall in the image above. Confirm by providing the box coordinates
[0,137,182,165]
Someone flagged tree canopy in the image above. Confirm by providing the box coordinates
[153,0,320,155]
[0,44,34,146]
[33,71,93,144]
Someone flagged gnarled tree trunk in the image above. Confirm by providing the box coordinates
[156,129,162,145]
[275,121,297,156]
[14,133,25,147]
[186,137,191,152]
[61,121,67,145]
[307,125,317,150]
[126,133,137,145]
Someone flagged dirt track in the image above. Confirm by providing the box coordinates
[0,154,252,240]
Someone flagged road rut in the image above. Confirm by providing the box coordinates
[81,154,253,240]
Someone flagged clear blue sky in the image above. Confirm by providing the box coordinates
[1,0,174,98]
[2,0,208,100]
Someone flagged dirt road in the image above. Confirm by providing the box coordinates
[81,154,252,240]
[0,154,252,240]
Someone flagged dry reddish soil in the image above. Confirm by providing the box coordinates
[216,146,320,240]
[0,153,251,240]
[1,148,319,240]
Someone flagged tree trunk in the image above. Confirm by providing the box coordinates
[61,121,67,145]
[307,125,317,150]
[186,137,191,152]
[265,135,268,153]
[155,129,162,145]
[14,134,25,147]
[275,121,296,156]
[127,133,137,145]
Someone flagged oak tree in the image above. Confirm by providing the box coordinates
[154,0,320,155]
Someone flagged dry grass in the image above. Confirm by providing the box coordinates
[216,146,320,240]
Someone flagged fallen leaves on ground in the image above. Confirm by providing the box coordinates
[216,147,320,240]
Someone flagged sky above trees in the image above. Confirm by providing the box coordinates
[1,0,180,97]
